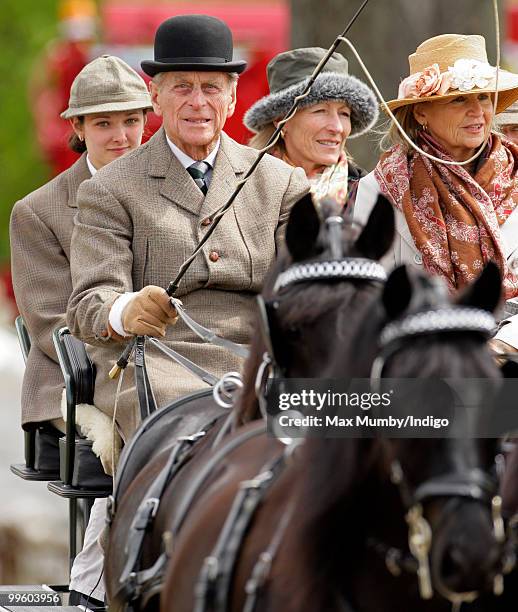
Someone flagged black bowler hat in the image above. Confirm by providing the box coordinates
[141,14,247,77]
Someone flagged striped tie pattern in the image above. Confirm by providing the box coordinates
[187,161,211,195]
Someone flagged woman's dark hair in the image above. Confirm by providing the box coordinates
[67,109,148,154]
[68,116,86,153]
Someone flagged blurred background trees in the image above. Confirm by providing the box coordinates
[0,0,59,261]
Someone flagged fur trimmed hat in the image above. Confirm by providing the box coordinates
[243,47,378,138]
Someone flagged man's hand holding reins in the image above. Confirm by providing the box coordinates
[122,285,179,337]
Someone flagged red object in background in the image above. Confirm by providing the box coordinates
[31,40,90,174]
[508,5,518,42]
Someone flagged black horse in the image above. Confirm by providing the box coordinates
[105,193,395,610]
[162,262,510,612]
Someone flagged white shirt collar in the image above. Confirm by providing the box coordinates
[166,135,220,169]
[86,154,97,176]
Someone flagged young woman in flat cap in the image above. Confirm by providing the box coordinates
[10,54,151,607]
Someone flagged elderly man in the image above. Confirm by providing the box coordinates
[67,14,309,441]
[66,14,308,606]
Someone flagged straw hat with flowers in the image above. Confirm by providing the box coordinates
[387,34,518,114]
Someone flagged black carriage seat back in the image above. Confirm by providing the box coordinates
[49,326,112,494]
[10,315,62,481]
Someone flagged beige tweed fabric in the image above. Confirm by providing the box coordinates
[67,128,309,441]
[10,155,91,428]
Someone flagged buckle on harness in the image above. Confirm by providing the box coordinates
[133,497,160,530]
[177,430,206,443]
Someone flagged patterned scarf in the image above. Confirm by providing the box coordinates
[375,133,518,297]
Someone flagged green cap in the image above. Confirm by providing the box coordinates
[267,47,349,94]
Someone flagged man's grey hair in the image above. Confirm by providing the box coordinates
[152,71,239,89]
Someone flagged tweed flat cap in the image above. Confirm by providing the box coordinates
[244,47,378,138]
[61,55,152,119]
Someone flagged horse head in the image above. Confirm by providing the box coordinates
[236,192,395,424]
[376,261,507,605]
[282,262,508,612]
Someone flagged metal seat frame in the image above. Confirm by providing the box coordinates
[50,326,112,569]
[11,316,62,480]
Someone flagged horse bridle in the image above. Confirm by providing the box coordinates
[369,306,516,607]
[255,253,387,418]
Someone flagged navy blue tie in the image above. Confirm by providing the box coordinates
[187,161,211,195]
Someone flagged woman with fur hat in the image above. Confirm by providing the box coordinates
[10,54,151,607]
[354,33,518,355]
[244,47,378,209]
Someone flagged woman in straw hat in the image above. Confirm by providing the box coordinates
[10,55,151,606]
[354,33,518,354]
[244,47,378,209]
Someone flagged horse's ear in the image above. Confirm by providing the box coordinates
[383,265,413,319]
[456,261,502,313]
[355,194,395,261]
[285,193,321,262]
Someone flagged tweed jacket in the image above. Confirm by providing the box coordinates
[10,154,91,428]
[67,129,309,440]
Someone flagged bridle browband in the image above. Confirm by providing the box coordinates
[379,307,496,347]
[273,258,388,293]
[370,306,497,389]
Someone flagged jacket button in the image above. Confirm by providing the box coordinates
[201,217,211,226]
[414,253,423,265]
[209,251,219,262]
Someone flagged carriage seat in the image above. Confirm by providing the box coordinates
[48,327,112,498]
[10,316,62,481]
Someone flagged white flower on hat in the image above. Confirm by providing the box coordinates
[448,59,495,92]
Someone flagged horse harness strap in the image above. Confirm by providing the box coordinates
[112,428,211,611]
[170,297,250,359]
[194,452,288,612]
[108,388,213,521]
[148,337,219,386]
[172,422,267,538]
[242,501,296,612]
[134,335,157,420]
[367,537,418,577]
[113,423,267,611]
[273,258,387,293]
